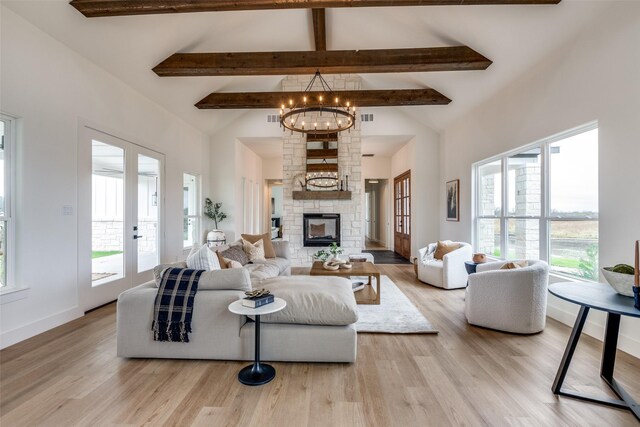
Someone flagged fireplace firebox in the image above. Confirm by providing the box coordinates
[303,213,340,247]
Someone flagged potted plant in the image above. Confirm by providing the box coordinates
[328,242,344,261]
[312,243,344,262]
[204,198,227,247]
[312,249,331,262]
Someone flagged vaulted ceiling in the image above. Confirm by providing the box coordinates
[3,1,611,136]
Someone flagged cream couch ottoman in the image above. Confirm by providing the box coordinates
[117,271,358,362]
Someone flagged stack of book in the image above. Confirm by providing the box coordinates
[242,292,274,308]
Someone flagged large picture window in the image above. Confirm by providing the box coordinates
[474,123,598,279]
[0,115,14,289]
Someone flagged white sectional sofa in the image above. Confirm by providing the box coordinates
[117,265,358,363]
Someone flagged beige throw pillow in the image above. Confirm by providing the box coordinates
[434,241,460,260]
[243,238,266,262]
[500,261,529,270]
[241,232,276,259]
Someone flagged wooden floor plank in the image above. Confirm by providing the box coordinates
[1,265,639,426]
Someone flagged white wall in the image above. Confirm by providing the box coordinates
[363,156,391,248]
[263,157,284,180]
[235,141,264,236]
[439,3,640,357]
[362,111,441,258]
[0,7,210,348]
[209,111,281,241]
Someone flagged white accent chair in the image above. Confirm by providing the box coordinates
[417,241,472,289]
[465,260,550,334]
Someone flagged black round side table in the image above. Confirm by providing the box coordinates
[549,282,640,421]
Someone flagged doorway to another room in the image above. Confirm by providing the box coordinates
[394,170,411,260]
[266,180,283,240]
[364,179,389,250]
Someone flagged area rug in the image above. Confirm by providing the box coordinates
[355,275,438,334]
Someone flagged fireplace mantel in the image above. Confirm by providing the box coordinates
[292,191,352,200]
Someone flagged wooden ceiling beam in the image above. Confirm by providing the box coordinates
[155,46,491,77]
[70,0,562,17]
[312,9,327,51]
[196,88,451,109]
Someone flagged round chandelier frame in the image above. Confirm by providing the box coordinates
[279,71,356,135]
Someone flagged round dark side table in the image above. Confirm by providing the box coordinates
[228,297,287,386]
[549,282,640,421]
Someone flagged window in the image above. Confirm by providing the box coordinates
[474,123,598,279]
[0,115,14,289]
[183,173,200,248]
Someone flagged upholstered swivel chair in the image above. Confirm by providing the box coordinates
[465,260,550,334]
[417,241,472,289]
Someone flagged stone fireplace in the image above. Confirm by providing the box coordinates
[303,213,340,247]
[281,74,363,265]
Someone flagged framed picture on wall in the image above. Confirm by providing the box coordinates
[446,179,460,222]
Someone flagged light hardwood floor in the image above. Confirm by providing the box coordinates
[1,265,639,426]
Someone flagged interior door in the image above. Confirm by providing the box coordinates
[78,126,164,311]
[394,170,411,259]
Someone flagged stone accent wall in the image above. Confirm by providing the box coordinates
[92,220,123,252]
[92,220,157,253]
[281,75,363,266]
[513,164,541,259]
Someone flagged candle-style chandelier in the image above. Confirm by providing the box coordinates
[279,71,356,135]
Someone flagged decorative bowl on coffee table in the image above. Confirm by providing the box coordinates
[601,268,635,297]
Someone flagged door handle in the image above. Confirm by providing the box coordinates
[133,235,144,239]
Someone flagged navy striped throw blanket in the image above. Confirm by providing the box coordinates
[152,268,204,343]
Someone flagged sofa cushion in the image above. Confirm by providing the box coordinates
[256,276,358,326]
[153,261,188,286]
[218,245,249,266]
[198,268,252,291]
[434,241,460,260]
[245,263,281,282]
[187,244,221,270]
[241,232,276,259]
[252,257,291,275]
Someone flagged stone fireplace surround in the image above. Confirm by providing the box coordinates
[281,74,364,266]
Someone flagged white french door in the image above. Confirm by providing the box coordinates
[78,126,164,311]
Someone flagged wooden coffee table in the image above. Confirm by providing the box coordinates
[309,261,381,305]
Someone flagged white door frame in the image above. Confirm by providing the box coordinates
[77,124,165,311]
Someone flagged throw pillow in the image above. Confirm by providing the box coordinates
[186,244,221,271]
[243,238,266,262]
[215,250,228,269]
[500,261,529,270]
[219,246,249,266]
[241,232,276,259]
[225,258,243,269]
[310,223,326,237]
[434,241,460,260]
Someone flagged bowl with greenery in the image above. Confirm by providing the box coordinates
[601,264,636,297]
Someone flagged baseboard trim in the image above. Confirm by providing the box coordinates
[547,297,640,359]
[0,306,84,350]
